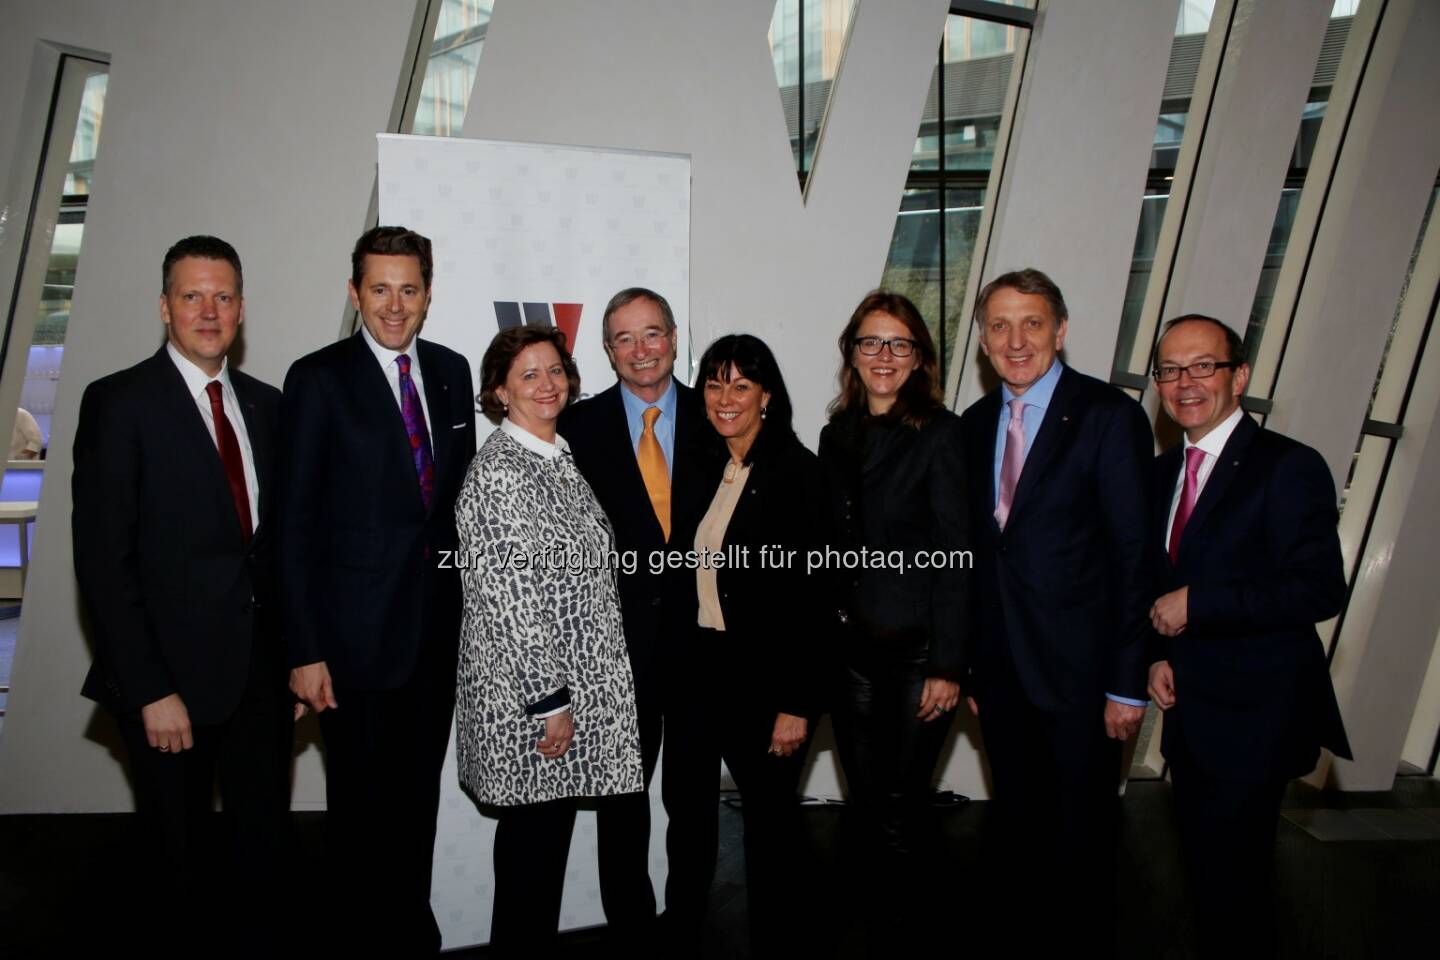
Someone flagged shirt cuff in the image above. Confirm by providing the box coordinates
[533,703,572,719]
[525,686,572,717]
[1106,693,1149,708]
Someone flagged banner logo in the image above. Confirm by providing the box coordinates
[493,301,583,351]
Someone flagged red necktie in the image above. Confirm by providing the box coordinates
[205,380,253,544]
[1168,446,1205,565]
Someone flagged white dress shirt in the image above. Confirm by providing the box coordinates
[360,324,433,432]
[1165,406,1246,553]
[167,341,261,526]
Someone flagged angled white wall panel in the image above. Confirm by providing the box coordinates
[1266,0,1440,480]
[954,0,1180,408]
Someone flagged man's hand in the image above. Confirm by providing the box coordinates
[1103,699,1145,741]
[141,693,193,753]
[537,711,573,759]
[1148,661,1176,710]
[768,713,809,757]
[917,677,961,722]
[290,661,338,719]
[1150,586,1189,637]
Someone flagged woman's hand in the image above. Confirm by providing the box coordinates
[537,710,574,759]
[916,677,960,722]
[768,713,809,758]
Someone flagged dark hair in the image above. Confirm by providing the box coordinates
[602,287,675,341]
[162,235,243,295]
[1154,314,1247,366]
[351,225,433,291]
[973,268,1069,327]
[827,290,944,427]
[696,334,796,466]
[477,326,581,425]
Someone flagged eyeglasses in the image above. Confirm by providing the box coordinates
[609,329,669,351]
[853,336,917,358]
[1152,360,1240,383]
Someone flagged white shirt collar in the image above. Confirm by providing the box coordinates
[501,416,570,460]
[1183,405,1245,459]
[359,322,419,368]
[166,340,233,399]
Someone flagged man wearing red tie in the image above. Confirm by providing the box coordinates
[74,236,290,947]
[1148,315,1351,957]
[280,226,476,954]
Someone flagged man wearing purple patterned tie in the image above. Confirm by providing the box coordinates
[279,226,476,954]
[1147,315,1350,957]
[957,267,1153,952]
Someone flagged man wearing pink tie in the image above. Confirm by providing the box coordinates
[1147,315,1350,958]
[958,268,1153,953]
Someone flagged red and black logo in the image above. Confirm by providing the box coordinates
[493,302,583,351]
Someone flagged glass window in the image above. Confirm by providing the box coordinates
[768,0,858,177]
[880,11,1029,376]
[410,0,494,138]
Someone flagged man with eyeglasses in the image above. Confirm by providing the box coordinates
[557,287,709,950]
[957,267,1153,953]
[1147,314,1350,957]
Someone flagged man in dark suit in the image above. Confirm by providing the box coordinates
[1147,314,1351,957]
[74,235,290,946]
[556,287,709,948]
[958,268,1152,950]
[281,226,476,954]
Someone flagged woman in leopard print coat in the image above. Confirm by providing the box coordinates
[454,326,642,948]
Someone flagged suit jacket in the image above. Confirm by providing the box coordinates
[557,380,710,679]
[276,333,476,690]
[706,431,832,718]
[75,347,281,725]
[1151,414,1352,781]
[817,408,971,679]
[959,365,1154,710]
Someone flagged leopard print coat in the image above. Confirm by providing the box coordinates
[453,426,643,806]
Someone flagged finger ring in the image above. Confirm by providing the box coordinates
[158,744,170,752]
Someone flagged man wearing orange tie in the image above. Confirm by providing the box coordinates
[557,288,709,949]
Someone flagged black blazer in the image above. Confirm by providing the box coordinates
[557,380,710,674]
[706,432,831,718]
[958,365,1154,709]
[1151,414,1352,781]
[818,407,971,680]
[75,347,281,725]
[276,333,476,690]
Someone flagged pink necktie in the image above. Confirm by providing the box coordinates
[1168,446,1206,564]
[994,397,1026,530]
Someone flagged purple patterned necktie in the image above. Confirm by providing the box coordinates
[994,397,1026,530]
[396,353,435,510]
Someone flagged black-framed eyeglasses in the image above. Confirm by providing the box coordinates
[1152,361,1240,383]
[853,336,917,358]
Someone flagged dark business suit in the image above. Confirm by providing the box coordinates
[557,379,709,943]
[74,347,289,945]
[817,406,970,951]
[958,364,1153,950]
[664,431,829,955]
[277,332,475,953]
[1152,414,1351,957]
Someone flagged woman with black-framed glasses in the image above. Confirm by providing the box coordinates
[818,290,972,951]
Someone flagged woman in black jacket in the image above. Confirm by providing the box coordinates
[818,291,971,947]
[662,333,828,958]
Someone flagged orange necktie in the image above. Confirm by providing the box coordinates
[638,406,671,540]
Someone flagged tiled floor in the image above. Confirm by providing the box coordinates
[2,777,1437,958]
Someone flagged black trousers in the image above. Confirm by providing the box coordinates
[489,797,580,955]
[661,629,810,958]
[318,630,457,955]
[117,635,291,951]
[975,652,1123,954]
[1168,736,1289,959]
[591,646,662,946]
[830,645,954,952]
